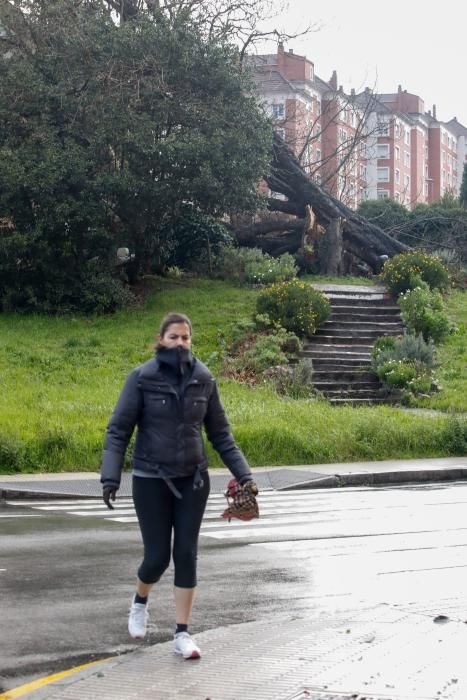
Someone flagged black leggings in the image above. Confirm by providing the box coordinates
[132,474,210,588]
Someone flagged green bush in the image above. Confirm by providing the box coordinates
[380,251,450,297]
[256,280,331,337]
[398,285,452,343]
[372,332,436,371]
[264,359,314,399]
[161,208,233,272]
[372,332,438,395]
[377,360,417,388]
[214,246,297,285]
[228,326,302,375]
[245,251,298,285]
[239,333,288,373]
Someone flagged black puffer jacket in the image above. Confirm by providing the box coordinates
[100,350,252,489]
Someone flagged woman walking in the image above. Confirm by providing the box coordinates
[100,312,258,659]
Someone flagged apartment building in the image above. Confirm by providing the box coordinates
[250,44,366,208]
[251,44,466,210]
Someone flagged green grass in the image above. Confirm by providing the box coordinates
[0,277,464,475]
[409,289,467,413]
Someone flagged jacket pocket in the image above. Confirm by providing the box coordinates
[145,393,170,416]
[185,396,208,422]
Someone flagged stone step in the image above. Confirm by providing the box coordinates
[331,308,400,319]
[328,397,397,405]
[314,381,381,391]
[313,370,376,382]
[302,344,373,354]
[314,330,399,341]
[322,320,403,331]
[313,324,402,342]
[308,357,372,368]
[320,388,388,399]
[327,297,397,308]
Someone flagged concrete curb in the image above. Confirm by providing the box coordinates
[3,467,467,500]
[278,467,467,490]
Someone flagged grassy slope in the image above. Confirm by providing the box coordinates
[410,289,467,412]
[0,277,464,474]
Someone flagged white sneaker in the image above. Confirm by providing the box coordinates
[174,631,201,659]
[128,596,149,639]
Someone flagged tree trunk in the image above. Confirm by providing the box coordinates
[322,217,344,275]
[233,133,409,272]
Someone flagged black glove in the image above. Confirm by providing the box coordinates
[242,479,258,496]
[103,484,118,510]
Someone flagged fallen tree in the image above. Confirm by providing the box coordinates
[234,133,409,272]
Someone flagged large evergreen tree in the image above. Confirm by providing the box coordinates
[0,0,272,311]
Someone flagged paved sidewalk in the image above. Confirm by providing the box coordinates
[23,603,467,699]
[1,457,467,499]
[3,457,467,700]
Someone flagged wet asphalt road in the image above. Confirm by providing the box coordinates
[2,481,467,692]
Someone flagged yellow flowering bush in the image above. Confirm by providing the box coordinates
[380,251,449,297]
[256,279,330,337]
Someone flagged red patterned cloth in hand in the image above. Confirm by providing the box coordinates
[221,478,259,522]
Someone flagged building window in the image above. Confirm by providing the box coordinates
[377,190,389,199]
[404,174,410,187]
[316,100,321,115]
[395,146,400,160]
[271,103,285,119]
[377,167,390,182]
[377,144,389,159]
[395,169,400,184]
[395,192,400,202]
[274,127,285,140]
[377,121,389,136]
[404,151,410,167]
[404,129,410,145]
[395,123,401,138]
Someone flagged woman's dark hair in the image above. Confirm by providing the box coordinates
[158,312,193,340]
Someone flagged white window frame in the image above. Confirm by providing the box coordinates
[404,129,410,145]
[377,144,390,159]
[377,167,390,182]
[395,169,400,184]
[395,146,400,160]
[377,189,389,199]
[404,151,410,167]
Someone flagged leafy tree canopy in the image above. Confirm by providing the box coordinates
[0,0,273,311]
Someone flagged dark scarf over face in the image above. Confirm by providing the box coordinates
[156,346,194,383]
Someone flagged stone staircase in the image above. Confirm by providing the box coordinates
[302,284,404,405]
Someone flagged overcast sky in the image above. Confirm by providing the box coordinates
[259,0,466,126]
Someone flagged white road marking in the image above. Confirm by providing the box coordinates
[0,514,43,518]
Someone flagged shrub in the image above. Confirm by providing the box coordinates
[228,327,302,375]
[380,251,450,297]
[162,208,233,272]
[372,332,438,395]
[264,359,314,399]
[213,246,297,285]
[398,284,452,343]
[256,280,331,337]
[244,251,298,285]
[377,360,418,388]
[372,332,436,371]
